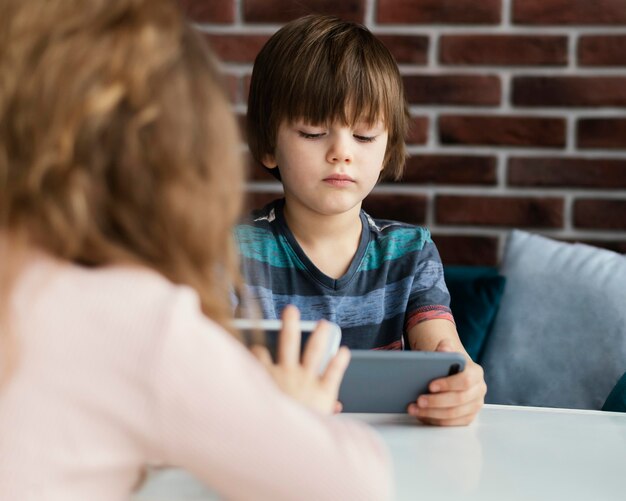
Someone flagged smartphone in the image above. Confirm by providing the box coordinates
[232,318,342,372]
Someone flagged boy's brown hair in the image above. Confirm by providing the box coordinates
[247,15,409,182]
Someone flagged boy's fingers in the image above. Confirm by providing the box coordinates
[417,384,485,410]
[278,305,301,365]
[409,400,482,423]
[301,320,330,372]
[321,346,351,390]
[429,364,484,393]
[416,414,476,427]
[429,373,460,393]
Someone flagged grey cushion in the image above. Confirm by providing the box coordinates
[482,230,626,410]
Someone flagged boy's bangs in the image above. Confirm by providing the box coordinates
[283,58,394,129]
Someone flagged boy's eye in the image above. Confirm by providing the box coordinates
[354,135,376,143]
[298,131,325,139]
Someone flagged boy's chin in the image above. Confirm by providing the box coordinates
[285,192,365,217]
[310,200,363,217]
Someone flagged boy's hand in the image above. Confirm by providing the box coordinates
[407,340,486,426]
[251,305,350,415]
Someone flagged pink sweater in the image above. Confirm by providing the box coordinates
[0,253,392,500]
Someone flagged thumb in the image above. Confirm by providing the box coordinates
[434,339,455,352]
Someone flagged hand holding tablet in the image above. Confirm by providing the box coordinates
[235,311,469,416]
[233,317,341,373]
[234,306,349,415]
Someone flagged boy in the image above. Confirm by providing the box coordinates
[236,15,486,426]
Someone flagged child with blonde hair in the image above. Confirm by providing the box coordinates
[0,1,392,499]
[238,15,487,426]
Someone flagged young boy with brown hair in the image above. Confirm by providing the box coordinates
[237,14,486,426]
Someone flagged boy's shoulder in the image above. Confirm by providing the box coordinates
[358,211,439,271]
[236,199,281,232]
[363,211,433,247]
[234,198,284,252]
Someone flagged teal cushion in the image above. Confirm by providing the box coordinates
[602,372,626,413]
[444,266,506,363]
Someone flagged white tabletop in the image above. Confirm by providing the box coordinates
[134,404,626,501]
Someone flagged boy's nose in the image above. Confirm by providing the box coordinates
[326,138,353,164]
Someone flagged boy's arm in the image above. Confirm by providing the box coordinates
[406,319,487,426]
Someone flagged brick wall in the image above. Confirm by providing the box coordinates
[182,0,626,265]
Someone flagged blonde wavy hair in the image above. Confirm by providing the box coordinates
[0,0,244,383]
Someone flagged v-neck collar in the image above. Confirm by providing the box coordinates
[274,199,371,291]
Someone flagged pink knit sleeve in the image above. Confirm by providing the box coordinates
[149,288,393,501]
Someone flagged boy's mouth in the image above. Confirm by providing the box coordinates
[323,174,355,187]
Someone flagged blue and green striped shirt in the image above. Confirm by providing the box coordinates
[235,198,453,350]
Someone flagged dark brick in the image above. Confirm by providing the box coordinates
[377,0,500,24]
[433,235,500,266]
[247,156,278,182]
[205,35,269,63]
[579,36,626,66]
[407,116,429,145]
[513,76,626,107]
[578,118,626,150]
[403,75,501,106]
[223,73,239,103]
[178,0,234,23]
[513,0,626,25]
[396,155,497,185]
[562,238,626,254]
[362,193,427,225]
[243,0,364,23]
[436,195,564,228]
[243,74,252,104]
[439,115,566,148]
[574,199,626,230]
[440,35,567,66]
[376,35,429,64]
[236,113,247,142]
[248,168,277,183]
[508,157,626,189]
[244,191,283,214]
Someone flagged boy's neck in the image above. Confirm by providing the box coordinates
[282,198,363,279]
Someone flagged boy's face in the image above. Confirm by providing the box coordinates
[263,119,388,217]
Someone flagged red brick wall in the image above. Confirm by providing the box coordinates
[181,0,626,265]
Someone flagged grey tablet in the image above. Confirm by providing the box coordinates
[338,350,466,413]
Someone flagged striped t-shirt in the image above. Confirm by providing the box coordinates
[235,198,454,350]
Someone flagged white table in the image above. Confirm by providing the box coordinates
[134,404,626,501]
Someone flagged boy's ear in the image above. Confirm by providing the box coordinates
[261,153,278,169]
